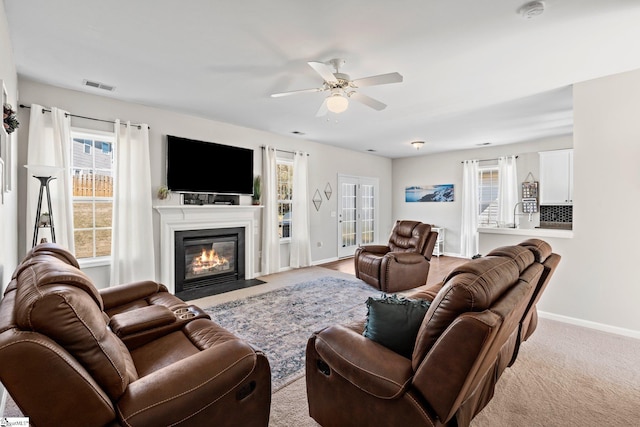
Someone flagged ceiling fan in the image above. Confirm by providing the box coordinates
[270,58,403,115]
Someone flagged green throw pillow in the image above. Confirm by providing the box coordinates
[363,294,431,358]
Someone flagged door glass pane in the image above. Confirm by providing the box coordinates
[360,184,375,244]
[341,183,356,247]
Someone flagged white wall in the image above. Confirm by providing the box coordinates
[392,69,640,336]
[561,68,640,334]
[0,0,18,293]
[391,136,572,256]
[15,79,393,287]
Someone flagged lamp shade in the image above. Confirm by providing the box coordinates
[326,93,349,113]
[411,141,425,150]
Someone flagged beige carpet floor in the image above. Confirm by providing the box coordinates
[4,264,640,426]
[268,315,640,426]
[196,265,640,427]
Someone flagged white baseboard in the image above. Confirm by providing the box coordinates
[312,256,340,266]
[539,311,640,340]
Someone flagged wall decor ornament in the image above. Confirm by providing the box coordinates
[3,103,19,134]
[313,189,323,211]
[405,184,454,202]
[324,182,332,200]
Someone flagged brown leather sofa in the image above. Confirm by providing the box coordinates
[487,238,561,365]
[307,240,560,427]
[354,220,438,292]
[0,243,271,427]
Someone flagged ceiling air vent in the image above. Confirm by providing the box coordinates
[82,79,115,92]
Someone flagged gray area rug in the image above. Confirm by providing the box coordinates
[203,276,382,391]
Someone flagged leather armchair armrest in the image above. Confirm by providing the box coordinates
[313,325,413,399]
[109,305,177,337]
[117,339,262,427]
[113,305,211,350]
[358,245,391,255]
[385,252,427,264]
[100,280,167,310]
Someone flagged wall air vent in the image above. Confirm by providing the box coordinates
[82,79,115,92]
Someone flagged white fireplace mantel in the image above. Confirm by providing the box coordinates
[154,205,262,294]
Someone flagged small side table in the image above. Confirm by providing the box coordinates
[432,227,445,257]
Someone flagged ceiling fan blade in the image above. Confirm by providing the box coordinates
[315,98,328,117]
[351,72,403,88]
[271,87,323,98]
[350,92,387,111]
[308,61,338,84]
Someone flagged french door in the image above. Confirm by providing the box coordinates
[337,175,379,258]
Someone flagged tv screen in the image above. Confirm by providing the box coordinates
[166,135,254,194]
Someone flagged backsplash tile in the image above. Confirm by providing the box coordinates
[540,205,573,223]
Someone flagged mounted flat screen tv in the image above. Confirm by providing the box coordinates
[166,135,254,195]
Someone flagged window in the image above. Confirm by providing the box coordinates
[276,159,293,239]
[478,166,499,226]
[71,129,115,260]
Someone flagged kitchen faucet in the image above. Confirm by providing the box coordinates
[512,201,524,228]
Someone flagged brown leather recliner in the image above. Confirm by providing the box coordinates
[354,220,438,292]
[486,238,561,365]
[0,243,271,427]
[307,241,556,427]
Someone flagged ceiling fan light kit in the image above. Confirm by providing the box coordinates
[326,92,349,113]
[271,58,403,115]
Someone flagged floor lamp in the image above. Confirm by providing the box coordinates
[25,165,63,248]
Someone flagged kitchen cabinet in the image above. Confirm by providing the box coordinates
[539,149,573,205]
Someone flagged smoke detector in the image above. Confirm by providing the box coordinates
[518,1,545,19]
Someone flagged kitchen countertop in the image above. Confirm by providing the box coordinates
[477,226,573,238]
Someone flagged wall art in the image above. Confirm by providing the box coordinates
[324,182,332,200]
[405,184,454,202]
[312,189,322,211]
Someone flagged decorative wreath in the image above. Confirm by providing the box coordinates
[3,103,19,134]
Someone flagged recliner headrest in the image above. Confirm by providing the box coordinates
[388,220,431,252]
[13,242,80,279]
[486,245,535,273]
[412,255,521,368]
[518,239,553,263]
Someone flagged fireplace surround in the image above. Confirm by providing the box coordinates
[155,205,262,297]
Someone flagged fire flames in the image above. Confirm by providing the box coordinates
[191,247,230,275]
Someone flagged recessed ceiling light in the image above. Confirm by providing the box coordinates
[477,142,492,146]
[367,149,376,152]
[291,131,305,135]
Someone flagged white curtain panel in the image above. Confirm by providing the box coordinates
[26,104,75,252]
[290,151,311,268]
[110,120,155,285]
[460,159,479,258]
[261,146,280,274]
[497,155,519,226]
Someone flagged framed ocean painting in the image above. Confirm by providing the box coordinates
[405,184,454,202]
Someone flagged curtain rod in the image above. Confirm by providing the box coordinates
[19,104,149,130]
[461,155,518,164]
[261,145,310,156]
